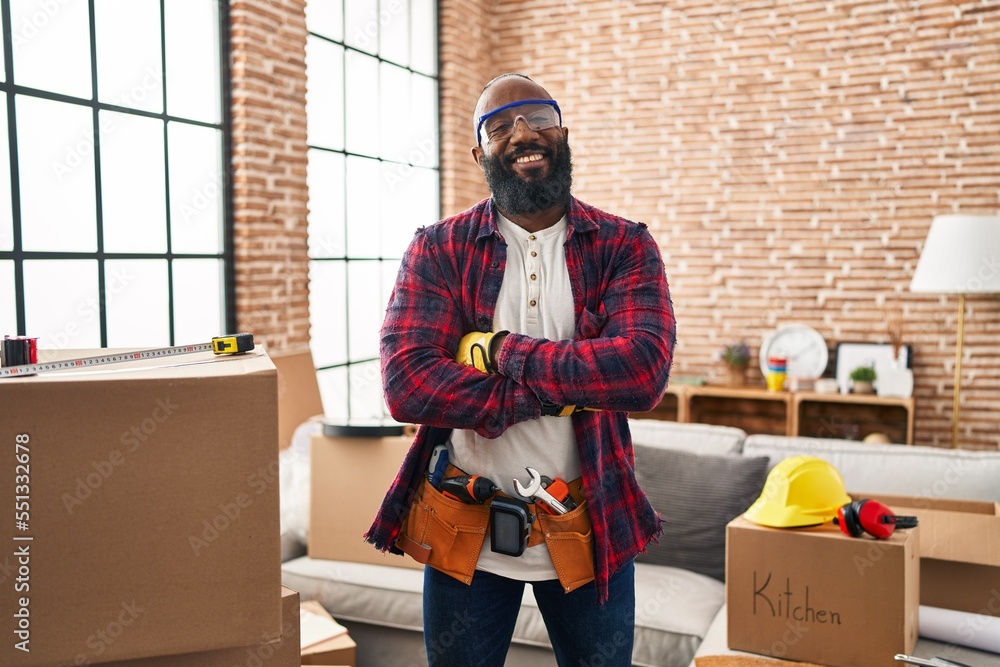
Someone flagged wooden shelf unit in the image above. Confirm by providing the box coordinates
[633,385,915,444]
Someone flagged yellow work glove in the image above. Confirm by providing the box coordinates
[455,331,508,374]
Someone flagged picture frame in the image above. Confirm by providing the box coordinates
[834,342,912,394]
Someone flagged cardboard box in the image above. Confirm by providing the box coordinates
[309,433,421,569]
[299,599,356,666]
[301,633,356,666]
[865,494,1000,616]
[0,349,282,666]
[271,348,324,450]
[98,586,301,667]
[726,516,919,667]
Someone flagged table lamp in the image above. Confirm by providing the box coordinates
[910,214,1000,448]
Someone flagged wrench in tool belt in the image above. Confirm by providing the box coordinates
[514,467,570,514]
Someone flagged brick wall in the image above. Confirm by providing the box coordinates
[439,0,1000,449]
[229,0,310,351]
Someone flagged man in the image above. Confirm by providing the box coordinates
[366,73,675,666]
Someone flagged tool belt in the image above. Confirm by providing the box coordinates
[395,465,595,593]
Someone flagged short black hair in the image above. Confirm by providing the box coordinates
[481,72,535,93]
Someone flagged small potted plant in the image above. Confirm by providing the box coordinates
[849,365,877,394]
[719,341,752,386]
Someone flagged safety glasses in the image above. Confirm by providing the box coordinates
[476,99,562,146]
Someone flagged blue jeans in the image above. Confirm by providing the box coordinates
[422,560,635,667]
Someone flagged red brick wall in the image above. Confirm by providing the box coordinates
[229,1,999,449]
[229,0,310,351]
[439,1,1000,449]
[439,0,494,209]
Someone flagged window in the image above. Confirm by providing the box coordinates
[0,0,232,350]
[306,0,439,423]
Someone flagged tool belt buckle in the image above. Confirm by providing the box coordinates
[489,496,532,557]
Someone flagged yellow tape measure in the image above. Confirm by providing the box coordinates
[0,333,255,378]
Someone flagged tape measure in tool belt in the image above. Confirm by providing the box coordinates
[0,333,255,378]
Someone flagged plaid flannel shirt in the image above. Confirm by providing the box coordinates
[365,196,676,602]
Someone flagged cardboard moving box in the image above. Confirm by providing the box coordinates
[0,349,282,666]
[299,600,357,666]
[271,348,324,450]
[98,586,301,667]
[866,494,1000,616]
[726,516,919,667]
[310,433,421,570]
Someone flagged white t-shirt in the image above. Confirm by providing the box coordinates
[448,213,581,580]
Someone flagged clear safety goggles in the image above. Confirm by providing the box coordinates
[476,99,562,146]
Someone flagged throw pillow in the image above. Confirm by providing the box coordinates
[634,445,769,582]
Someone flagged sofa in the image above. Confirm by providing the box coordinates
[280,420,1000,667]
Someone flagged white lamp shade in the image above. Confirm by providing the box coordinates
[910,214,1000,294]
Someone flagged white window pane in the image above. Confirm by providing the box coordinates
[345,156,380,257]
[24,260,100,350]
[105,259,169,347]
[379,0,408,66]
[349,359,388,421]
[306,36,344,151]
[379,63,409,163]
[316,366,348,422]
[95,0,163,113]
[344,0,378,53]
[168,122,223,254]
[10,0,92,98]
[308,259,347,367]
[347,261,381,360]
[165,0,220,123]
[345,51,379,156]
[101,111,167,253]
[410,0,437,76]
[411,74,438,168]
[0,99,11,251]
[381,163,434,259]
[172,259,223,344]
[307,149,345,258]
[306,0,343,41]
[0,262,15,334]
[16,96,97,252]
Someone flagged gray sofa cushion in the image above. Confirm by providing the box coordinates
[743,435,1000,502]
[628,419,747,456]
[634,446,768,581]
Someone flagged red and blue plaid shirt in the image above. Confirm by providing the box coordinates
[366,196,676,602]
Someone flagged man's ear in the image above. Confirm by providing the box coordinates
[561,126,570,141]
[471,145,483,168]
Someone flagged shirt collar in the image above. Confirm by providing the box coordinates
[477,196,598,241]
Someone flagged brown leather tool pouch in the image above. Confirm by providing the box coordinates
[396,478,489,585]
[538,499,596,593]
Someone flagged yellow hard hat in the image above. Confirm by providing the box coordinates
[744,455,852,528]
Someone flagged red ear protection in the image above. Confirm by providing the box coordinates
[834,499,918,539]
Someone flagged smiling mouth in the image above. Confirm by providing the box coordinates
[515,154,545,164]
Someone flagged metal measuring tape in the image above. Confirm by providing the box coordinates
[0,333,255,378]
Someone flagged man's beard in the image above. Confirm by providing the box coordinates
[481,136,573,217]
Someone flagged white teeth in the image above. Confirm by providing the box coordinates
[515,154,544,164]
